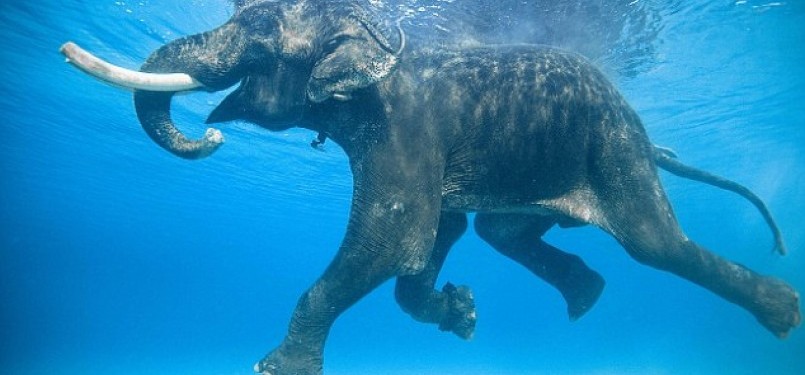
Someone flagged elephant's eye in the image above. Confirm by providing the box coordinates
[322,34,353,56]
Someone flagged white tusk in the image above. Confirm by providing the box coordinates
[59,41,204,92]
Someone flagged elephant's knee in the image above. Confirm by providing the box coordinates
[621,234,692,271]
[398,248,431,276]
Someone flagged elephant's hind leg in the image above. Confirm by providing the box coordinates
[395,212,476,339]
[592,157,800,337]
[474,213,606,321]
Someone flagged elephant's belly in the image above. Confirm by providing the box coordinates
[442,135,588,212]
[439,161,584,214]
[439,179,601,226]
[439,192,556,214]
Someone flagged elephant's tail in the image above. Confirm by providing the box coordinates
[653,146,786,256]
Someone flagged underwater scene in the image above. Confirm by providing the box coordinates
[1,0,804,374]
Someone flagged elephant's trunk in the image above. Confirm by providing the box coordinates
[62,24,247,159]
[134,90,224,159]
[62,40,221,159]
[61,40,226,158]
[133,25,247,159]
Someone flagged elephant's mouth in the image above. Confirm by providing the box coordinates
[205,73,307,131]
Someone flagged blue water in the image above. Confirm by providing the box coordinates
[1,1,804,374]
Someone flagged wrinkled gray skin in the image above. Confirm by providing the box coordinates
[130,1,800,374]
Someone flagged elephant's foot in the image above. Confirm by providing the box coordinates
[560,265,605,321]
[254,346,323,375]
[751,276,800,338]
[438,282,476,339]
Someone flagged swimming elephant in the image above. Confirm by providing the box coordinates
[60,0,800,374]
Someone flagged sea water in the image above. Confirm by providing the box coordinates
[1,1,803,374]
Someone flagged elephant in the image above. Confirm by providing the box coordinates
[60,0,800,374]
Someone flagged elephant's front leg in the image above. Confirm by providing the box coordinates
[394,212,477,339]
[255,168,443,375]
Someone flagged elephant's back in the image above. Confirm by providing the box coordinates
[418,46,646,210]
[415,45,638,141]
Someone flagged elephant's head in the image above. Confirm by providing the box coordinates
[61,0,404,159]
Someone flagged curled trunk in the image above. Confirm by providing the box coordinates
[134,91,224,159]
[131,24,247,159]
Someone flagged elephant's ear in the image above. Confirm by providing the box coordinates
[306,16,403,103]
